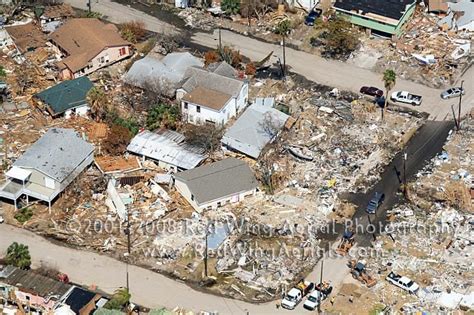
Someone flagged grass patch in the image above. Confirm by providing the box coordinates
[14,207,33,224]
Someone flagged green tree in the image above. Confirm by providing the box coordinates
[0,65,7,80]
[5,242,31,269]
[322,15,359,59]
[382,69,396,120]
[221,0,240,15]
[104,288,131,310]
[146,103,180,130]
[273,19,292,78]
[87,87,108,121]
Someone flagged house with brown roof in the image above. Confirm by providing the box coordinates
[177,62,248,126]
[5,22,46,54]
[50,18,132,79]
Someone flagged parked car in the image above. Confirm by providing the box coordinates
[386,271,420,294]
[360,86,383,97]
[390,91,422,106]
[0,215,4,224]
[440,87,465,99]
[366,192,385,214]
[304,9,322,26]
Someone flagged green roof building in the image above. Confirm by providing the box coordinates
[333,0,417,38]
[35,76,93,118]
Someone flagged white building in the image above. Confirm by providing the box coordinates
[0,128,94,210]
[177,62,248,126]
[173,158,258,212]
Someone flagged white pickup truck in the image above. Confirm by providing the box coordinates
[391,91,422,106]
[386,272,420,294]
[281,280,314,310]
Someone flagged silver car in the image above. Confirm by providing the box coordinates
[440,87,465,99]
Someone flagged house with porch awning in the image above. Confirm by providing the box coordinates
[0,128,94,211]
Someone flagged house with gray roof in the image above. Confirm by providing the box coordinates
[0,128,94,210]
[123,52,203,97]
[173,158,257,211]
[177,62,248,126]
[221,98,290,159]
[127,129,206,171]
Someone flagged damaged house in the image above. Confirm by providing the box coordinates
[127,129,206,171]
[123,52,203,97]
[177,62,248,126]
[4,22,46,56]
[34,76,94,119]
[50,18,132,79]
[333,0,417,37]
[221,98,290,159]
[173,158,258,211]
[0,128,94,210]
[438,0,474,32]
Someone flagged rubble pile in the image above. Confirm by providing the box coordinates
[373,12,472,88]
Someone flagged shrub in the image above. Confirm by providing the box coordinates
[5,242,31,269]
[14,207,33,224]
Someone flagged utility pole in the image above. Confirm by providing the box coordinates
[124,207,131,294]
[457,80,464,131]
[403,151,407,199]
[317,260,324,313]
[204,229,208,278]
[282,36,286,79]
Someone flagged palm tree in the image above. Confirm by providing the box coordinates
[104,288,131,310]
[273,19,292,78]
[382,69,396,120]
[5,242,31,269]
[87,87,108,121]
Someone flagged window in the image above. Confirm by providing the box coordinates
[196,105,201,113]
[191,194,195,201]
[119,47,127,56]
[183,102,188,109]
[99,56,105,63]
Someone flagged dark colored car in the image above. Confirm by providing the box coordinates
[360,86,384,97]
[304,9,322,26]
[366,192,385,214]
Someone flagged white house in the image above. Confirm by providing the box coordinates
[173,158,258,212]
[50,18,132,79]
[0,128,94,210]
[177,62,248,126]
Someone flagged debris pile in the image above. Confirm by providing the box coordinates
[374,11,472,88]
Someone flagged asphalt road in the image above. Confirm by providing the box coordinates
[347,120,455,246]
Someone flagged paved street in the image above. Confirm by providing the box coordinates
[191,30,473,121]
[65,0,473,121]
[0,223,349,314]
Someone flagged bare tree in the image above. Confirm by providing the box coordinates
[183,123,224,155]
